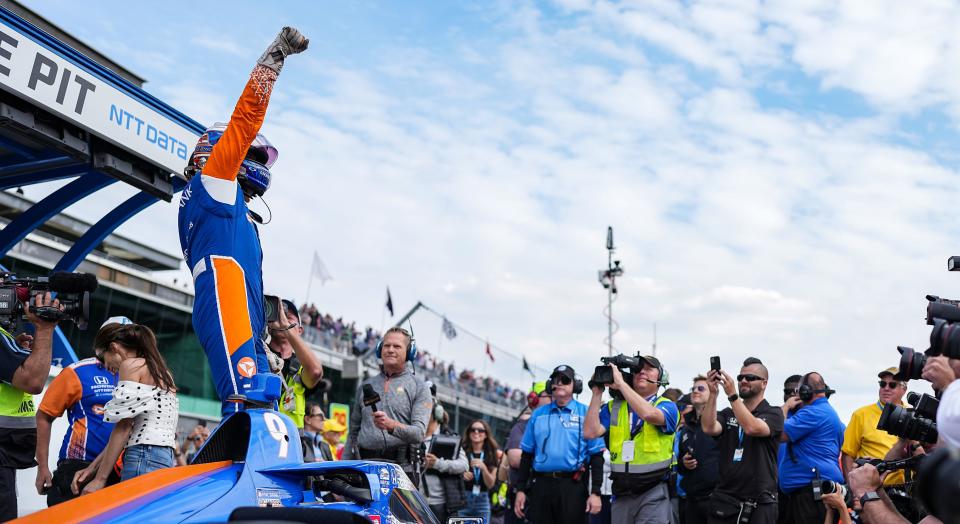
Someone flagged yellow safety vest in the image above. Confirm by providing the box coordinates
[607,397,676,475]
[0,326,35,422]
[279,365,306,428]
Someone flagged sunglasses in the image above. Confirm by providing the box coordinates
[554,375,573,386]
[469,427,486,434]
[691,385,706,392]
[306,413,325,419]
[878,381,900,389]
[737,374,765,382]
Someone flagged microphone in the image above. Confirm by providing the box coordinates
[49,272,98,293]
[362,384,381,412]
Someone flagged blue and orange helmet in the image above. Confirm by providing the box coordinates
[184,122,279,198]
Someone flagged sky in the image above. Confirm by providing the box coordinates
[18,0,960,419]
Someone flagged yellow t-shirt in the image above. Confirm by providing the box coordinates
[842,402,904,486]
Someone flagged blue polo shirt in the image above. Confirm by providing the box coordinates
[521,399,604,473]
[778,398,845,492]
[598,394,679,435]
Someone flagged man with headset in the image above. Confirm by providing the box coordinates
[514,365,605,524]
[777,371,845,524]
[343,326,431,486]
[584,355,679,524]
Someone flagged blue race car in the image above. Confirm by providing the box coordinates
[17,407,457,524]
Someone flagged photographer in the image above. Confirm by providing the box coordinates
[777,372,845,524]
[584,355,679,524]
[848,464,942,524]
[0,292,62,521]
[343,327,431,486]
[676,376,719,524]
[700,357,783,524]
[267,299,324,429]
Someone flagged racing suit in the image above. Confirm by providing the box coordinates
[178,28,306,416]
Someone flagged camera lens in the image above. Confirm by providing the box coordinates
[897,347,926,381]
[877,402,939,443]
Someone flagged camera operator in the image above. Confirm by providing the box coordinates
[514,365,605,524]
[777,372,845,524]
[343,327,431,486]
[0,292,62,520]
[701,357,784,524]
[267,299,324,429]
[584,355,679,524]
[848,463,942,524]
[421,388,468,522]
[676,375,719,524]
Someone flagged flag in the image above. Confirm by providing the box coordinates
[522,356,532,376]
[485,342,495,362]
[385,287,394,317]
[310,251,332,284]
[441,317,457,340]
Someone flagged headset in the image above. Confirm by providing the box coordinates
[797,372,836,402]
[545,368,583,395]
[374,326,418,362]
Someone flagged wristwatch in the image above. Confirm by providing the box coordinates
[727,393,739,402]
[859,491,881,506]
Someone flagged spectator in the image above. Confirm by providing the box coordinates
[34,318,124,506]
[842,367,912,517]
[0,292,62,521]
[663,388,683,402]
[422,409,468,521]
[322,418,346,460]
[677,376,720,524]
[72,323,179,494]
[181,422,210,464]
[700,357,784,523]
[777,374,802,524]
[505,382,550,524]
[777,372,845,524]
[268,299,324,429]
[514,365,604,524]
[302,403,329,462]
[584,356,679,524]
[460,419,501,524]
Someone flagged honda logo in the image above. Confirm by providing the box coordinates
[93,376,110,385]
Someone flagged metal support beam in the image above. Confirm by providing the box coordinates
[0,170,114,257]
[54,190,160,272]
[0,161,89,190]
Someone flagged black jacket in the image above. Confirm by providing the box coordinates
[676,412,720,498]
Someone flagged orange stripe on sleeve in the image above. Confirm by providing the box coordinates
[211,256,254,355]
[38,367,82,418]
[203,66,275,181]
[12,461,233,524]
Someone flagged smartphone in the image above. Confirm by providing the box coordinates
[264,294,281,323]
[710,356,721,372]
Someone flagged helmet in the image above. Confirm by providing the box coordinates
[184,122,279,198]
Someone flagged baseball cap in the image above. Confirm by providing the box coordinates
[100,316,133,331]
[639,355,665,379]
[281,299,301,325]
[878,367,899,379]
[551,365,576,382]
[323,419,346,433]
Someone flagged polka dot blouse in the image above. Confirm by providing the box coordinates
[104,380,179,449]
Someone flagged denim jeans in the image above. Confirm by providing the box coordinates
[459,489,491,524]
[121,444,174,481]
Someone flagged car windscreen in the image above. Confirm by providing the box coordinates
[388,488,440,524]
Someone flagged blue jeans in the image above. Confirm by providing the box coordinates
[459,489,491,524]
[121,444,174,481]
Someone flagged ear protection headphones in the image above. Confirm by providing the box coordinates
[545,373,583,395]
[797,372,836,402]
[375,327,418,362]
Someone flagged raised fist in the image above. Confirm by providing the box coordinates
[258,26,310,73]
[280,27,309,54]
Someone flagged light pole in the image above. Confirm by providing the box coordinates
[598,226,624,356]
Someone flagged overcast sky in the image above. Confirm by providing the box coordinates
[22,0,960,419]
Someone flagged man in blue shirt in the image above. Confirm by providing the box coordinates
[778,372,845,524]
[584,355,679,524]
[514,365,605,524]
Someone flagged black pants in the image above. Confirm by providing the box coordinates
[527,475,587,524]
[707,503,777,524]
[778,487,825,524]
[685,495,712,524]
[0,427,37,520]
[430,503,450,522]
[0,466,15,521]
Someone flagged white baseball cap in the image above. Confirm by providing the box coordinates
[100,316,133,331]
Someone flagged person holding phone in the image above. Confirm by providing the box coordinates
[676,375,719,524]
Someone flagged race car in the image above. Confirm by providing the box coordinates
[15,406,463,523]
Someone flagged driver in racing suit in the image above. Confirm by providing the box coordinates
[178,27,308,416]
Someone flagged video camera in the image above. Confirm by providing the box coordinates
[589,353,640,389]
[876,392,938,444]
[916,446,960,523]
[0,272,97,331]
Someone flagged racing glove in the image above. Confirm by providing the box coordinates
[258,26,310,74]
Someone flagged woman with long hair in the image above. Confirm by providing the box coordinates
[72,323,179,494]
[459,419,501,524]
